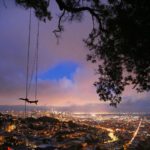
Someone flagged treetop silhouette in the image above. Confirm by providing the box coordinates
[15,0,150,106]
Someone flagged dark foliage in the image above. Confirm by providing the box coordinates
[15,0,150,106]
[37,116,59,123]
[85,0,150,106]
[136,137,150,150]
[15,0,51,22]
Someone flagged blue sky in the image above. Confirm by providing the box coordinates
[39,61,79,80]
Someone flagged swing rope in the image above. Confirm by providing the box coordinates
[28,19,40,102]
[27,19,40,102]
[20,8,40,118]
[24,8,32,117]
[35,20,40,101]
[26,8,32,100]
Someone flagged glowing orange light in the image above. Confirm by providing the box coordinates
[8,147,12,150]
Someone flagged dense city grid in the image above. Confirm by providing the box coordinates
[0,111,150,150]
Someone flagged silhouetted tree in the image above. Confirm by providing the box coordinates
[15,0,150,106]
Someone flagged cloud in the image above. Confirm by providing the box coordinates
[0,1,96,105]
[36,65,99,106]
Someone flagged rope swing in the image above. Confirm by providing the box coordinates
[19,9,40,117]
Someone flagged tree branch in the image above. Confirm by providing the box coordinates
[53,9,65,43]
[55,0,105,32]
[2,0,7,8]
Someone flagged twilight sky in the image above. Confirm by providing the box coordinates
[0,1,149,112]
